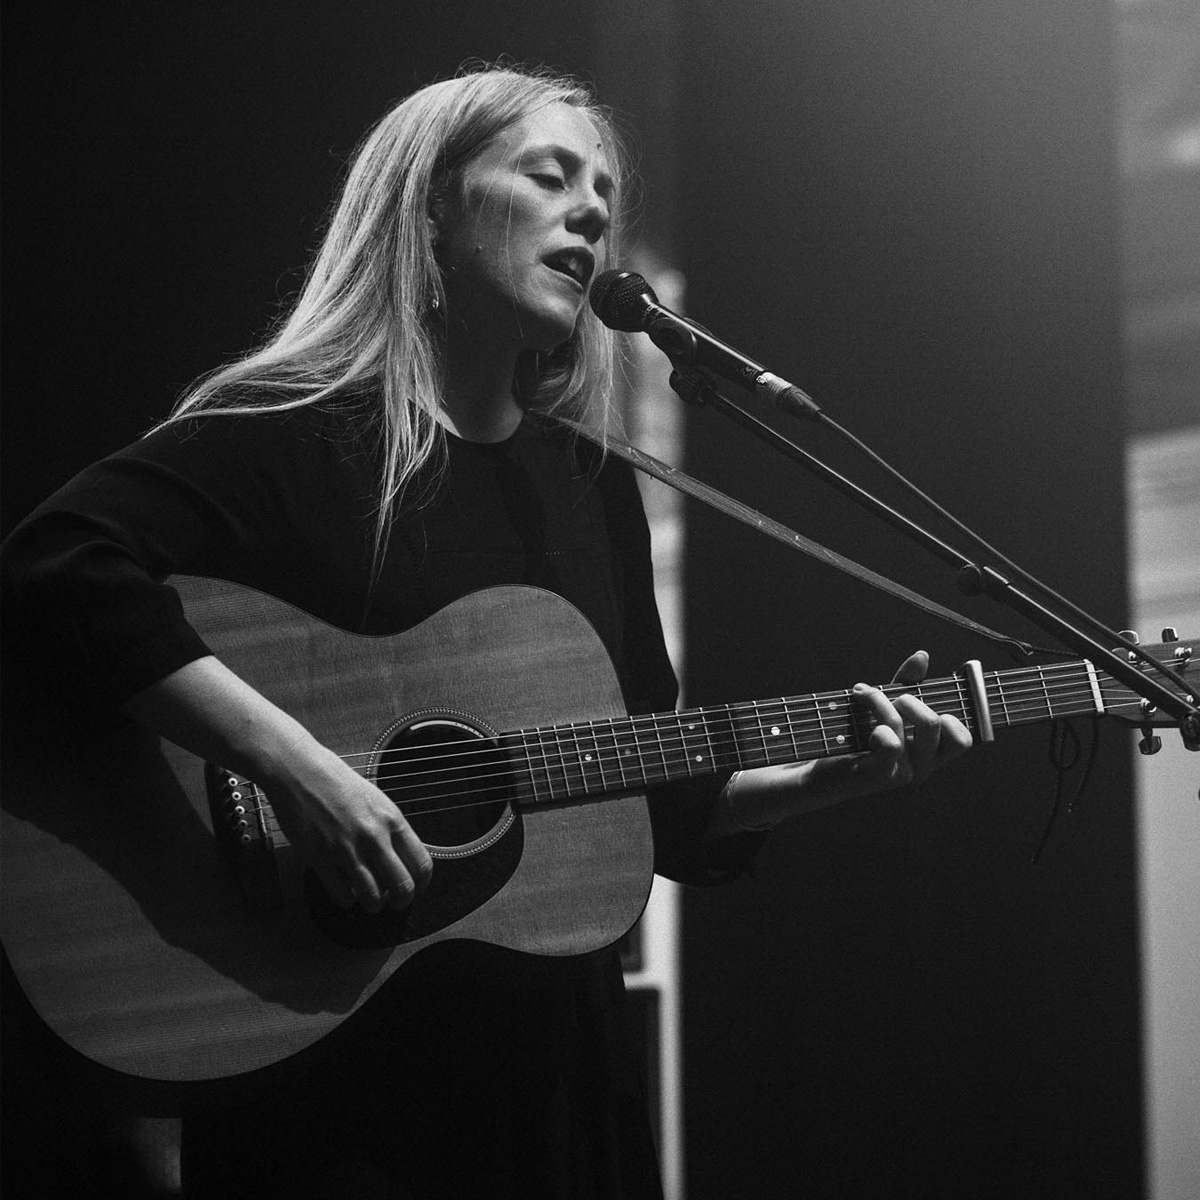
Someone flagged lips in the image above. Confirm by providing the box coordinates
[543,247,595,289]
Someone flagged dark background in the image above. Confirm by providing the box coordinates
[674,4,1138,1197]
[3,3,1146,1196]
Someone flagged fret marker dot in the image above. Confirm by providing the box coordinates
[827,702,838,711]
[694,754,703,763]
[836,734,846,745]
[585,754,593,762]
[771,725,781,736]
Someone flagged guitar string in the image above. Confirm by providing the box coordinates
[308,675,1151,792]
[238,694,1152,835]
[368,689,1140,805]
[334,666,1151,779]
[350,691,1113,801]
[223,682,1153,826]
[322,660,1146,774]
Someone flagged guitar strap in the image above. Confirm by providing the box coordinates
[595,432,1034,658]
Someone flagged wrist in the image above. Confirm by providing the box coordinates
[719,770,779,833]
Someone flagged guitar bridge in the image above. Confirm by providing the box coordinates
[205,763,284,915]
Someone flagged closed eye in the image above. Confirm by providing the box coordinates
[531,173,566,189]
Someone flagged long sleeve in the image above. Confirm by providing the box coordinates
[1,407,377,716]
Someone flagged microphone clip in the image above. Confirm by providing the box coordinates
[667,368,715,408]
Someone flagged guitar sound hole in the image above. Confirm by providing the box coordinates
[376,717,513,850]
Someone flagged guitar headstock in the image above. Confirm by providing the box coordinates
[1105,628,1199,751]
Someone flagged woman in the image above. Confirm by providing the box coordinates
[2,65,970,1197]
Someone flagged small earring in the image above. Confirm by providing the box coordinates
[430,292,441,312]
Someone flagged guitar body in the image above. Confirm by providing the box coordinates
[0,581,653,1083]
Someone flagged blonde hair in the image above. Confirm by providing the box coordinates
[167,64,630,562]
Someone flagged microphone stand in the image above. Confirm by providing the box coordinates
[665,367,1200,751]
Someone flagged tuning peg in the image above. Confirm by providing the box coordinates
[1161,627,1179,643]
[1117,630,1141,662]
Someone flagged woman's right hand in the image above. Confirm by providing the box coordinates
[257,737,433,913]
[122,655,433,912]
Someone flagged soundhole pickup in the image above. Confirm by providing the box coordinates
[204,762,284,915]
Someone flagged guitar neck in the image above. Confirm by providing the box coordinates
[507,655,1137,807]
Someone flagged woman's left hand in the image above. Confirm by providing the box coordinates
[842,650,974,791]
[712,650,974,835]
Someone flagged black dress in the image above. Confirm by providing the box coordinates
[1,403,761,1198]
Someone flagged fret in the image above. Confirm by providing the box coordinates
[677,714,711,777]
[613,717,639,788]
[809,695,840,759]
[700,705,732,770]
[754,701,771,762]
[652,715,672,782]
[623,714,662,786]
[573,722,595,795]
[603,720,629,785]
[749,700,768,766]
[990,670,1011,729]
[514,736,536,807]
[955,678,971,726]
[1036,665,1054,723]
[729,703,768,770]
[702,711,722,773]
[565,723,596,796]
[517,729,552,807]
[784,697,806,762]
[576,720,604,796]
[545,724,575,799]
[813,693,832,756]
[645,715,665,784]
[587,720,615,791]
[951,676,969,732]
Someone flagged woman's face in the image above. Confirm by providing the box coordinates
[437,102,614,353]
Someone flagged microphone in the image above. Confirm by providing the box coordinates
[589,270,821,420]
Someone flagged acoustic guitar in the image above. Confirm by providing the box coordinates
[1,577,1192,1082]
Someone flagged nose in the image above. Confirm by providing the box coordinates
[568,185,610,245]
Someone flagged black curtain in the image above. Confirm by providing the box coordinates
[677,2,1141,1197]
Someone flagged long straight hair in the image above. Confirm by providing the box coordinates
[166,65,630,565]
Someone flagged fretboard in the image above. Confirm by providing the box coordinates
[507,655,1129,808]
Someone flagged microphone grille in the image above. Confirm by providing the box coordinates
[589,270,657,332]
